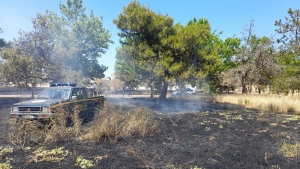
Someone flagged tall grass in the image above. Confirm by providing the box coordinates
[7,105,83,147]
[82,101,159,142]
[215,94,300,114]
[7,101,159,147]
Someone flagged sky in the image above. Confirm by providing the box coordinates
[0,0,299,77]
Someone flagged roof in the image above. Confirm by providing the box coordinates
[50,83,77,87]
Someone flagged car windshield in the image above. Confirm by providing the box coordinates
[36,88,71,100]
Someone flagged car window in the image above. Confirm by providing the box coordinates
[37,88,71,99]
[71,88,87,100]
[80,88,87,99]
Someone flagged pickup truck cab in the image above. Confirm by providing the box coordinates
[10,83,103,121]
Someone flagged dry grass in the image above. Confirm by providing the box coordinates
[7,102,159,147]
[82,101,159,142]
[6,105,83,147]
[216,94,300,114]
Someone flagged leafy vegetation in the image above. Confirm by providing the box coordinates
[0,0,113,87]
[113,2,241,97]
[0,1,300,95]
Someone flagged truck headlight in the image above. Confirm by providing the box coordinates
[42,107,50,113]
[12,107,18,112]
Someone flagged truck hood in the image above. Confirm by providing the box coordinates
[13,99,67,107]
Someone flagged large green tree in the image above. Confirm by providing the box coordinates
[114,1,226,99]
[59,0,113,78]
[114,1,174,99]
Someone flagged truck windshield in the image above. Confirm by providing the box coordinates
[36,88,71,100]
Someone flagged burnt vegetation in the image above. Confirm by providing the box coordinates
[0,0,300,168]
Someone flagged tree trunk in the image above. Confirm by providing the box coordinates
[150,86,154,99]
[159,81,168,100]
[242,71,248,94]
[242,76,248,94]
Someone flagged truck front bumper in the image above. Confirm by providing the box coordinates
[10,113,53,119]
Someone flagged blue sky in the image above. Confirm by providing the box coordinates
[0,0,299,77]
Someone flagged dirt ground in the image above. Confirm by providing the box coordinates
[0,89,300,169]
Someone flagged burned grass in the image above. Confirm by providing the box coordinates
[0,96,300,168]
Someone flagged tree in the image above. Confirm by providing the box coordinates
[114,2,225,99]
[0,11,65,88]
[275,8,300,54]
[1,48,43,88]
[202,35,240,93]
[59,0,113,78]
[115,46,143,86]
[13,11,65,83]
[273,8,300,94]
[114,45,160,98]
[0,0,113,88]
[224,21,280,94]
[114,1,174,99]
[160,18,226,94]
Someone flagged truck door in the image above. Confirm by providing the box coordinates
[70,88,87,117]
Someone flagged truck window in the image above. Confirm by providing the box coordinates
[80,88,88,99]
[37,88,71,99]
[71,88,87,100]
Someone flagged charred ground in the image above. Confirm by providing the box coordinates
[0,87,299,169]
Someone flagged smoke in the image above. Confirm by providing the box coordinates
[104,94,203,115]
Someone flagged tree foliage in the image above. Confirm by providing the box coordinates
[0,11,65,87]
[114,1,228,98]
[273,8,300,94]
[60,0,113,78]
[0,0,113,87]
[223,21,280,93]
[114,1,174,99]
[0,48,45,87]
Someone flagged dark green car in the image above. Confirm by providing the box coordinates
[10,83,103,121]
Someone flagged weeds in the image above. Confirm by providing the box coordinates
[29,146,72,163]
[279,141,300,158]
[6,104,84,149]
[75,156,94,168]
[0,146,13,169]
[7,119,49,148]
[277,133,300,158]
[0,158,13,169]
[82,102,159,142]
[0,146,13,158]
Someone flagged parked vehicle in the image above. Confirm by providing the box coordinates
[172,88,195,97]
[10,83,104,122]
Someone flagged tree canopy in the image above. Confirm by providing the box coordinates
[0,0,113,87]
[114,1,242,97]
[272,8,300,94]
